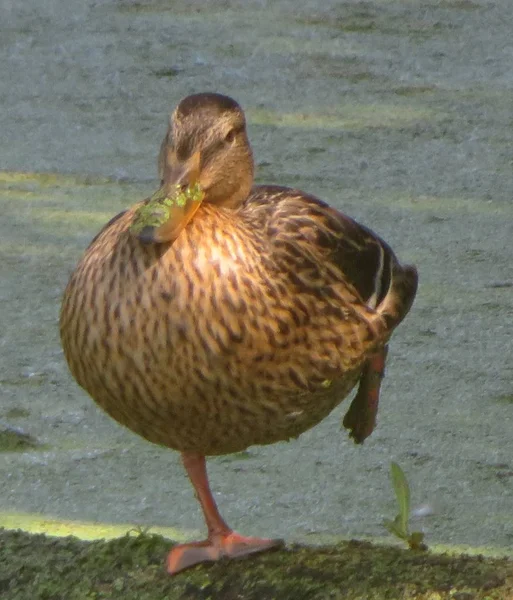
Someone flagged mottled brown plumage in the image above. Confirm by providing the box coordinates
[60,92,418,574]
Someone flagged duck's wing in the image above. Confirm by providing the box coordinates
[244,185,418,333]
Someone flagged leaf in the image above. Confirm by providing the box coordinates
[390,461,410,535]
[383,518,408,541]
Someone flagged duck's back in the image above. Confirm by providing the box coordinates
[60,186,416,456]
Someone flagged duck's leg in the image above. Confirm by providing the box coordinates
[343,345,388,444]
[167,453,283,574]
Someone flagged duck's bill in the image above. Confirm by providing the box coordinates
[132,185,204,244]
[130,152,205,244]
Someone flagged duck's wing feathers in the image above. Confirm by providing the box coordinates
[244,185,417,334]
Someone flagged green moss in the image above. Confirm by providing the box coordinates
[0,171,111,187]
[153,67,181,79]
[4,408,31,419]
[495,394,513,405]
[1,529,512,600]
[248,104,438,131]
[0,425,40,452]
[437,0,480,9]
[295,13,456,39]
[393,86,437,97]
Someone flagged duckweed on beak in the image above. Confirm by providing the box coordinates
[130,182,204,245]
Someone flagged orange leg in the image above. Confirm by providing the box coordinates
[167,453,284,575]
[343,345,388,444]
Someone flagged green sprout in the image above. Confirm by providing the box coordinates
[127,524,152,537]
[383,461,427,551]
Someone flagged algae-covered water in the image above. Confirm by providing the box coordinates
[1,0,512,594]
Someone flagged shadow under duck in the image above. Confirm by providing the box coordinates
[60,93,418,574]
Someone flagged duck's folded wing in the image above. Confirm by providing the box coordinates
[245,185,417,335]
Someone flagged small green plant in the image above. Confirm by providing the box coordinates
[127,524,152,537]
[383,461,427,551]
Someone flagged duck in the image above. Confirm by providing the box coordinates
[60,92,418,575]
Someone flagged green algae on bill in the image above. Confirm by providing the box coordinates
[130,183,204,244]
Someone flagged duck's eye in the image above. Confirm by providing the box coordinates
[224,129,237,144]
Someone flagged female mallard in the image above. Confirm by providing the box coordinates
[60,93,417,574]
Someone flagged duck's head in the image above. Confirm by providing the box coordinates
[158,93,254,209]
[132,93,254,245]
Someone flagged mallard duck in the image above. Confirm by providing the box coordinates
[60,93,418,574]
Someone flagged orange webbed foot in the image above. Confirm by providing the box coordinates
[167,532,284,574]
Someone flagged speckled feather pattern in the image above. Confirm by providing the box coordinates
[60,186,416,455]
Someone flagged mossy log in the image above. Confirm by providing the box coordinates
[1,529,512,599]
